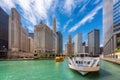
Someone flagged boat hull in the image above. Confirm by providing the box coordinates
[68,63,99,75]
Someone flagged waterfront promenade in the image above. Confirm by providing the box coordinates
[101,57,120,64]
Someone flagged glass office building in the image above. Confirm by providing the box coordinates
[103,0,120,58]
[0,7,9,51]
[88,29,100,56]
[56,31,63,54]
[113,0,120,49]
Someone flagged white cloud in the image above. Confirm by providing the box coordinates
[63,0,74,13]
[0,0,55,26]
[63,19,73,31]
[62,0,82,15]
[94,0,100,4]
[69,3,102,33]
[27,26,34,33]
[0,0,82,28]
[78,0,90,13]
[15,0,54,25]
[0,0,15,13]
[56,19,60,30]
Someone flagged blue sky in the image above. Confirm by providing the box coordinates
[0,0,103,50]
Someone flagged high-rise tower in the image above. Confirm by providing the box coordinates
[88,29,100,56]
[68,35,71,43]
[103,0,114,55]
[52,18,56,32]
[74,33,83,54]
[65,35,74,56]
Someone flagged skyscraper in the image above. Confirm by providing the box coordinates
[34,20,54,53]
[88,29,100,56]
[65,35,74,56]
[74,33,83,54]
[113,0,120,49]
[52,18,56,32]
[103,0,114,55]
[0,7,8,58]
[56,31,63,54]
[0,7,9,51]
[9,8,29,52]
[52,18,58,54]
[82,42,88,53]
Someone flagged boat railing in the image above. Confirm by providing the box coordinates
[93,58,99,67]
[68,57,76,66]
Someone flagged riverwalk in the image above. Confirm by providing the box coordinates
[101,58,120,64]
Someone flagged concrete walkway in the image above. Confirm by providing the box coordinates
[101,58,120,64]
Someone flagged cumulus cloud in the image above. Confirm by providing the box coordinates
[69,3,102,33]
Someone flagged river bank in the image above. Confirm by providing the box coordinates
[101,57,120,64]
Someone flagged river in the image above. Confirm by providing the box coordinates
[0,60,120,80]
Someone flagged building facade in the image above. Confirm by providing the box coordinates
[88,29,100,56]
[65,35,74,56]
[34,21,54,53]
[82,42,88,53]
[0,7,9,51]
[74,33,83,54]
[56,31,63,54]
[9,8,29,52]
[103,0,120,58]
[28,37,34,53]
[113,0,120,49]
[103,0,114,55]
[0,7,9,58]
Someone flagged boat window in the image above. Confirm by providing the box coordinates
[76,61,78,64]
[80,54,84,57]
[88,61,90,64]
[85,54,88,57]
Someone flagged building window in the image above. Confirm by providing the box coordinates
[116,33,120,47]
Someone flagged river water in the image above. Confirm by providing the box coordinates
[0,60,120,80]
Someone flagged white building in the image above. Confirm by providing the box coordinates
[74,33,83,54]
[103,0,114,55]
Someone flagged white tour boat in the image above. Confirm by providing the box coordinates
[68,53,99,75]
